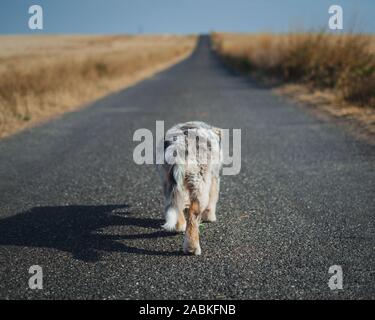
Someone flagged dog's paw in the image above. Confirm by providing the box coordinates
[202,209,217,223]
[183,245,202,256]
[202,216,217,223]
[175,221,186,233]
[162,222,176,232]
[183,239,202,256]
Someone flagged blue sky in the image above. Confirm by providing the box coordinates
[0,0,374,34]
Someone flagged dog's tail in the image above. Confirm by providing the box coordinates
[162,206,179,231]
[162,164,185,231]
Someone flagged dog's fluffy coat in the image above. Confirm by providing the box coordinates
[158,121,223,255]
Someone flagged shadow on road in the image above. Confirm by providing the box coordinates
[0,204,182,262]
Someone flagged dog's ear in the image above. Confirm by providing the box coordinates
[213,127,222,140]
[212,127,221,139]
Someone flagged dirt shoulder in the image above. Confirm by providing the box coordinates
[211,32,375,145]
[0,35,197,139]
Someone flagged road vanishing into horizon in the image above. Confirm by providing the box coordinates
[0,36,374,299]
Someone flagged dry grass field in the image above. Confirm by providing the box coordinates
[212,32,375,138]
[0,35,196,138]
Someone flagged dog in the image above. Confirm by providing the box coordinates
[158,121,223,255]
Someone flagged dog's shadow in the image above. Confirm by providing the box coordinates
[0,204,182,262]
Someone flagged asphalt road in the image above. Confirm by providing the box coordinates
[0,36,374,299]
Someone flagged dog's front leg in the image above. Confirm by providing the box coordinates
[183,200,201,255]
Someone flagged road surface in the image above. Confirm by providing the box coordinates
[0,36,374,299]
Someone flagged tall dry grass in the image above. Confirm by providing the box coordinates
[212,32,375,108]
[0,35,196,138]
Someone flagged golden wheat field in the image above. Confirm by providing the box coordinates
[0,35,196,138]
[212,32,375,137]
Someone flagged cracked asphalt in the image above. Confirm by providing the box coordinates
[0,36,374,299]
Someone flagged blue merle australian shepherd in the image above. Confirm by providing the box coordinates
[158,121,223,255]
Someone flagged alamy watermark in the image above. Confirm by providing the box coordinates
[328,5,343,30]
[28,5,43,30]
[328,265,343,290]
[28,265,43,290]
[133,121,241,176]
